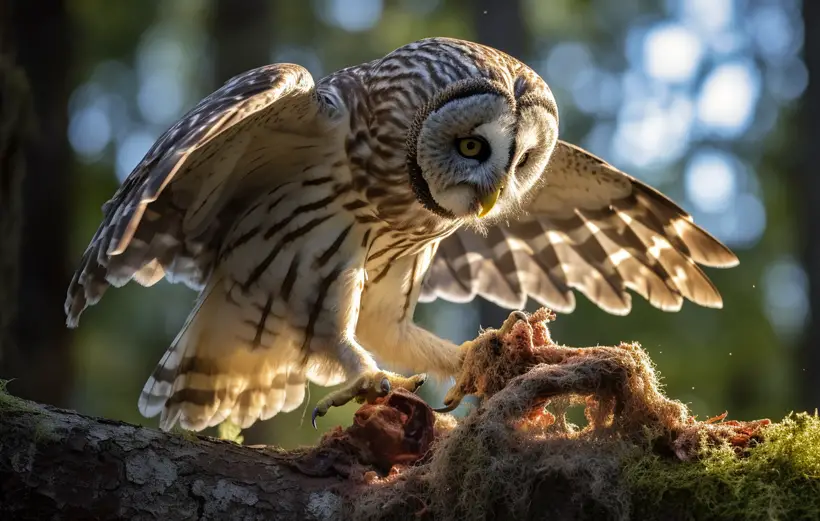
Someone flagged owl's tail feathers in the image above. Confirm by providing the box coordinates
[137,275,310,432]
[64,202,210,328]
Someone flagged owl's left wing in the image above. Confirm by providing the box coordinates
[65,63,332,326]
[419,140,739,315]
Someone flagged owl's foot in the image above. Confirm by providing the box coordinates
[311,370,428,428]
[434,310,530,413]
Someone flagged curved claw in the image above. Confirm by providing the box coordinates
[416,373,428,388]
[311,407,321,429]
[379,377,391,394]
[433,396,462,413]
[498,310,530,336]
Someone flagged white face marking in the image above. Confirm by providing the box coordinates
[416,94,516,218]
[414,90,559,225]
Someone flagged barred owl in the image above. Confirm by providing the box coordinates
[65,37,738,431]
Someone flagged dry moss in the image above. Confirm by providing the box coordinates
[346,309,820,521]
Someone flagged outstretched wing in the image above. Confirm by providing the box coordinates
[419,140,739,315]
[66,63,330,326]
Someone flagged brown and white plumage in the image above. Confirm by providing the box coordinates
[419,141,738,315]
[65,37,737,432]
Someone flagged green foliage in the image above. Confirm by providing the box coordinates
[626,413,820,520]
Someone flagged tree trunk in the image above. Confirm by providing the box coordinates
[212,0,272,83]
[473,0,527,58]
[796,0,820,412]
[0,43,34,368]
[2,0,74,407]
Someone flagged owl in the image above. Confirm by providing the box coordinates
[65,37,738,432]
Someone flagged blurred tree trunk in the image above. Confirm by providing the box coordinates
[0,10,34,372]
[472,0,529,329]
[472,0,528,58]
[0,0,73,407]
[212,0,272,83]
[796,0,820,412]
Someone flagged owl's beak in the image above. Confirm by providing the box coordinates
[476,185,504,218]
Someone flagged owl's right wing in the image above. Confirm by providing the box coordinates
[66,63,335,326]
[419,140,739,315]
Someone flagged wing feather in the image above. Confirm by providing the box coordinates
[66,63,326,327]
[421,140,738,314]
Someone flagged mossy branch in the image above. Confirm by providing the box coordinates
[1,310,819,520]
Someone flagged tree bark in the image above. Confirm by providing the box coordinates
[796,0,820,412]
[0,398,348,521]
[2,0,74,407]
[0,356,813,521]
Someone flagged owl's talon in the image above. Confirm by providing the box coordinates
[311,370,428,426]
[311,407,321,429]
[498,310,529,336]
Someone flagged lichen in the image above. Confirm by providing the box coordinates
[125,449,178,490]
[307,490,343,521]
[190,478,259,516]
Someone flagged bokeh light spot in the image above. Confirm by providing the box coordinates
[684,150,737,213]
[697,60,761,137]
[643,22,703,83]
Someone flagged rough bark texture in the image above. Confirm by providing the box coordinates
[0,398,348,521]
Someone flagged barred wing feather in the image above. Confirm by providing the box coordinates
[65,63,322,326]
[420,140,739,315]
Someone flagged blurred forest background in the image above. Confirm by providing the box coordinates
[1,0,817,449]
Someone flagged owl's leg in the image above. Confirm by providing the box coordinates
[310,357,428,427]
[309,268,429,428]
[358,307,532,413]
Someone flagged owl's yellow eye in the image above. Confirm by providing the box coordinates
[456,137,490,161]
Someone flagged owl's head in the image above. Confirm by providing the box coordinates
[406,77,559,223]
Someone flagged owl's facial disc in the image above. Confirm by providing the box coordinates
[407,79,519,220]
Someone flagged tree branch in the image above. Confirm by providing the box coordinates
[0,397,350,520]
[2,310,818,521]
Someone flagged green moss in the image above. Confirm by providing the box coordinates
[166,424,206,444]
[625,412,820,520]
[0,379,40,414]
[217,420,244,445]
[0,379,63,443]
